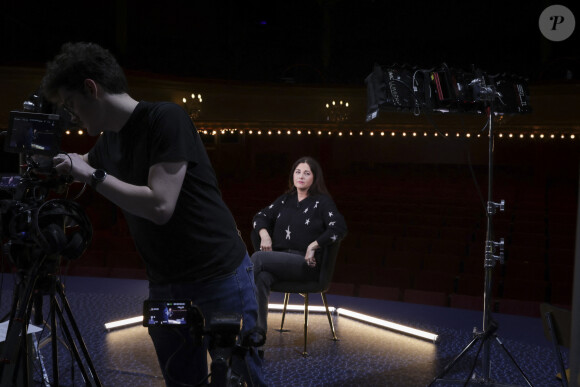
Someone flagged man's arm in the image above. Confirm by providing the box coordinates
[97,161,186,225]
[54,153,186,225]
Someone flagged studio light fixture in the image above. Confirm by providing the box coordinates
[104,316,143,331]
[336,308,438,342]
[268,303,335,313]
[103,303,438,344]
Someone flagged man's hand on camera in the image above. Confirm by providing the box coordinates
[53,153,92,184]
[30,155,55,171]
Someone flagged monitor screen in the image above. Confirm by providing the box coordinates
[5,111,62,156]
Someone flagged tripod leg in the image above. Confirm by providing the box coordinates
[0,269,41,386]
[55,282,102,386]
[51,289,60,386]
[51,301,95,384]
[493,336,534,387]
[30,333,50,386]
[428,334,481,387]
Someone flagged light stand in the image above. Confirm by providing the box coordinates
[428,92,533,387]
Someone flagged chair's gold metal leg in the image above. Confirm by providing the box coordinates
[279,293,290,331]
[321,292,338,341]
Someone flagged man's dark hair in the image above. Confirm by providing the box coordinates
[41,42,128,101]
[287,156,331,197]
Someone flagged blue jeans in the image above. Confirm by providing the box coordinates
[148,253,267,386]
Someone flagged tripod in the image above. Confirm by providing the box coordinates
[0,253,102,386]
[428,100,533,387]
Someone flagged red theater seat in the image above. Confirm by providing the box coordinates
[358,284,401,301]
[422,254,462,274]
[413,270,456,294]
[371,267,413,289]
[503,260,546,281]
[501,278,548,302]
[327,282,356,297]
[384,251,423,272]
[496,299,541,318]
[449,294,484,311]
[403,289,448,307]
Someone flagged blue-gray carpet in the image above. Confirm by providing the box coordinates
[0,275,567,386]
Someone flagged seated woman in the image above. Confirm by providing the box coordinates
[250,156,347,337]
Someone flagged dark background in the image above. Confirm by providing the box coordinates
[1,0,578,84]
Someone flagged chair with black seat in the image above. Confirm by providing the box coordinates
[251,230,340,356]
[540,303,571,386]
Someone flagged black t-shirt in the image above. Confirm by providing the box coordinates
[88,101,246,284]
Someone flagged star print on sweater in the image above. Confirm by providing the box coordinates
[252,192,347,252]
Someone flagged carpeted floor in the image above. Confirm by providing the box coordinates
[0,275,567,387]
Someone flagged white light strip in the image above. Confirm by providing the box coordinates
[102,304,332,330]
[104,316,143,331]
[336,308,438,342]
[268,303,335,313]
[103,306,437,343]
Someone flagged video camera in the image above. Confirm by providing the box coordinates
[143,299,265,387]
[0,92,92,272]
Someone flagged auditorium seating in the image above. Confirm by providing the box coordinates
[4,162,568,318]
[358,284,401,301]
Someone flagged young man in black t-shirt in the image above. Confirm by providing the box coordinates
[43,42,266,387]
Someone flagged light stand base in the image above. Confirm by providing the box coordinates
[430,330,533,387]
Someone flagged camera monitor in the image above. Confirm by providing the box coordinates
[5,111,63,156]
[143,300,192,326]
[0,175,21,190]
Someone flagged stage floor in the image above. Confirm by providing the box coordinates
[0,275,566,386]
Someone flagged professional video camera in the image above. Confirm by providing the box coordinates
[1,93,92,271]
[144,300,265,387]
[365,63,531,120]
[0,92,97,386]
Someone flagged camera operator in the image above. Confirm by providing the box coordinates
[42,42,266,387]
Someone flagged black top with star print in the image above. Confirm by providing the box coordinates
[252,191,347,253]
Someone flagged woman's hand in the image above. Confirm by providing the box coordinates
[258,229,273,251]
[305,241,319,267]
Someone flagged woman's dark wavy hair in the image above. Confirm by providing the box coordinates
[287,156,331,197]
[41,42,128,102]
